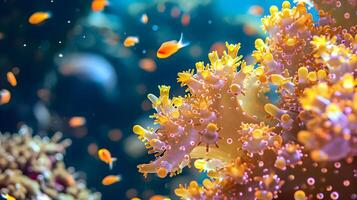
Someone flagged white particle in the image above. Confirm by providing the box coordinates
[58,53,63,58]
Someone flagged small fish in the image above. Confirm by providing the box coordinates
[157,33,189,59]
[69,116,86,128]
[123,36,139,47]
[98,148,117,169]
[28,12,51,25]
[1,193,16,200]
[0,89,11,105]
[92,0,108,12]
[101,175,121,186]
[139,58,156,72]
[140,13,148,24]
[6,72,17,87]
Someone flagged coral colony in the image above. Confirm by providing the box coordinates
[0,125,101,200]
[133,1,357,199]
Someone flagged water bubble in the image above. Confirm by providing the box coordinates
[307,177,315,185]
[334,162,341,168]
[152,25,159,31]
[330,191,339,200]
[316,193,324,199]
[343,180,350,187]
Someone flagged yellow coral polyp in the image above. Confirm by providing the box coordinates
[177,70,194,86]
[133,125,146,137]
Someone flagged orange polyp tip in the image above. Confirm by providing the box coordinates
[307,72,317,82]
[297,131,311,144]
[275,157,286,170]
[230,84,240,94]
[298,67,309,79]
[272,135,283,147]
[206,123,218,132]
[252,129,263,139]
[264,103,283,117]
[317,70,327,80]
[202,179,214,189]
[281,113,290,122]
[311,150,328,162]
[174,188,185,196]
[157,167,168,178]
[286,38,296,46]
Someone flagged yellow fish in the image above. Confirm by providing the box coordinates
[157,33,189,59]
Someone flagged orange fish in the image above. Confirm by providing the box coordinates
[0,89,11,105]
[98,148,117,169]
[6,72,17,87]
[28,12,51,25]
[123,36,139,47]
[101,175,121,186]
[69,116,86,128]
[140,13,149,24]
[157,33,189,59]
[91,0,108,12]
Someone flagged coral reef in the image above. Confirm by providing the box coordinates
[133,1,356,199]
[0,125,101,200]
